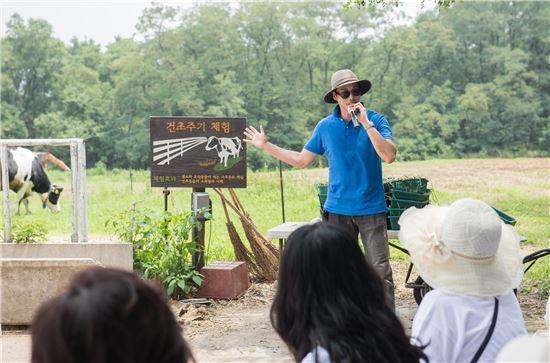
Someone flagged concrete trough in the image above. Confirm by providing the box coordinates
[0,241,133,325]
[0,242,133,270]
[1,258,98,325]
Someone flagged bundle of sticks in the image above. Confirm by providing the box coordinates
[213,188,279,281]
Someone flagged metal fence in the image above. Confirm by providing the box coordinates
[0,139,87,243]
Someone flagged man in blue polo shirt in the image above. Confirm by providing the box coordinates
[244,69,397,307]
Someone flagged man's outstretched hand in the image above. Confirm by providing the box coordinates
[244,125,267,149]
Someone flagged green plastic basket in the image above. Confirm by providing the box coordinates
[388,215,401,230]
[391,189,431,202]
[316,182,328,212]
[390,198,429,209]
[390,178,429,194]
[388,207,406,216]
[492,207,517,226]
[384,180,393,195]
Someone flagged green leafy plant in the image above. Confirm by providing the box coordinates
[88,160,107,176]
[107,208,207,298]
[0,222,48,243]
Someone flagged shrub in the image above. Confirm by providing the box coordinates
[107,208,207,298]
[0,222,47,243]
[89,160,107,176]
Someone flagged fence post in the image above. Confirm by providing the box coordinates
[70,142,79,242]
[1,145,12,243]
[77,142,88,242]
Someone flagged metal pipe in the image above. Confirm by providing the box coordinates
[192,187,206,271]
[77,142,88,242]
[1,145,12,242]
[279,160,285,223]
[0,139,84,146]
[70,142,79,242]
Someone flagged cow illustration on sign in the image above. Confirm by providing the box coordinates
[204,136,242,167]
[152,136,243,168]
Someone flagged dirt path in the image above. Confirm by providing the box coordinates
[181,293,545,363]
[175,258,547,363]
[183,302,417,363]
[184,304,291,363]
[0,261,545,363]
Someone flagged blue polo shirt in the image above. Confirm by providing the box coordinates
[304,106,393,216]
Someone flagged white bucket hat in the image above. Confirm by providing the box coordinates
[398,198,524,297]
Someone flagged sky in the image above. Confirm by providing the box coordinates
[1,0,434,48]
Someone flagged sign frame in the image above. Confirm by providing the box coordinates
[150,116,247,188]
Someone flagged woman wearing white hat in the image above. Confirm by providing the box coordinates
[398,198,527,363]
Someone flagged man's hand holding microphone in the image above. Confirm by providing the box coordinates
[348,102,375,131]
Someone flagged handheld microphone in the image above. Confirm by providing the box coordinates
[347,106,360,129]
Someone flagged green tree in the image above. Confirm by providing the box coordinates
[102,38,151,168]
[2,2,548,168]
[345,0,455,11]
[455,83,492,154]
[1,14,66,138]
[484,47,540,152]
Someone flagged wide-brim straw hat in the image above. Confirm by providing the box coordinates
[323,69,371,103]
[398,198,524,297]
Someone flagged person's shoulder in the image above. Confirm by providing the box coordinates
[496,335,549,362]
[419,289,502,315]
[321,113,337,123]
[418,289,465,308]
[316,115,336,128]
[366,109,387,123]
[414,289,467,326]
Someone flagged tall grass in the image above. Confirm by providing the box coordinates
[1,158,548,296]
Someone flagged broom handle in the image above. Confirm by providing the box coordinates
[213,188,267,239]
[227,188,239,211]
[220,193,231,222]
[228,188,246,214]
[213,188,247,220]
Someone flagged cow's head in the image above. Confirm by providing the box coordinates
[42,184,63,213]
[205,136,219,151]
[232,137,243,150]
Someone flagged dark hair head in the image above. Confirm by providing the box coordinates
[271,222,427,363]
[31,267,194,363]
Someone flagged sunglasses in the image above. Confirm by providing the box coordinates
[335,88,361,99]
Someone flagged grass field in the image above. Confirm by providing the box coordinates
[2,157,549,296]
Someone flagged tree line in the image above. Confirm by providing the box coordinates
[1,1,548,170]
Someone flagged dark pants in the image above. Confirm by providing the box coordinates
[326,211,395,310]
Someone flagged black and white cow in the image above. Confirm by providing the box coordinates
[0,147,63,215]
[204,136,243,167]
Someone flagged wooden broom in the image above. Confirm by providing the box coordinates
[213,188,278,281]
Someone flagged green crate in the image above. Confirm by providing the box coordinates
[391,189,431,202]
[316,182,328,211]
[384,180,393,195]
[390,178,429,194]
[388,207,406,216]
[387,215,401,230]
[390,198,429,209]
[492,207,517,226]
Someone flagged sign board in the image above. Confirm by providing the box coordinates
[150,117,246,188]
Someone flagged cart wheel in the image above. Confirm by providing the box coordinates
[413,276,432,305]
